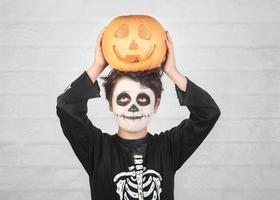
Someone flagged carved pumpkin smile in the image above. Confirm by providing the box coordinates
[113,44,156,63]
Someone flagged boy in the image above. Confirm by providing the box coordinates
[56,28,221,200]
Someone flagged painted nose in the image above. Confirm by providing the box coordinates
[128,104,139,112]
[129,40,138,50]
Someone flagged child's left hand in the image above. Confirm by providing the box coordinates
[161,30,188,92]
[161,30,178,75]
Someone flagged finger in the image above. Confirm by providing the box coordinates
[166,31,173,42]
[165,38,170,49]
[96,28,106,47]
[165,30,170,40]
[166,38,173,53]
[166,31,174,48]
[165,40,172,57]
[164,30,168,40]
[165,31,173,47]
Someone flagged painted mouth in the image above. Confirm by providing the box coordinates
[115,113,151,120]
[125,115,143,120]
[113,44,156,63]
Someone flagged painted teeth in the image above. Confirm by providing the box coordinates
[115,113,151,120]
[126,116,142,119]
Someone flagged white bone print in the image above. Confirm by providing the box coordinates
[113,154,162,200]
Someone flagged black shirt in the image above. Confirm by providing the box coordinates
[115,133,148,161]
[56,70,221,200]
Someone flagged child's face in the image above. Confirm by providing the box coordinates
[110,77,159,132]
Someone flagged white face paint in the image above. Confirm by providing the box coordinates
[111,77,156,133]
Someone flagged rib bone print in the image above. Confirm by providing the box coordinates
[113,154,162,200]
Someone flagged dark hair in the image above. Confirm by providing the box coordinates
[100,67,164,107]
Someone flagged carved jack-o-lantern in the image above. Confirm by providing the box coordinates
[101,15,167,72]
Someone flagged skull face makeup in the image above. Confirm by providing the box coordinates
[111,77,157,132]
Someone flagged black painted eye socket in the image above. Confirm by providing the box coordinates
[117,92,131,106]
[137,93,150,106]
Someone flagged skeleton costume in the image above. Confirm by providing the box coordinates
[56,70,221,200]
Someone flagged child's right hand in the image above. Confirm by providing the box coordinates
[92,26,108,73]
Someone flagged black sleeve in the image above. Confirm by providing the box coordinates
[161,77,221,173]
[56,70,103,176]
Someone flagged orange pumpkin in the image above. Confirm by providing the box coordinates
[101,15,167,72]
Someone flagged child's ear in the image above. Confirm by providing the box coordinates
[154,98,161,113]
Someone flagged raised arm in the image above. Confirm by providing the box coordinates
[160,30,221,173]
[56,27,108,176]
[56,70,104,176]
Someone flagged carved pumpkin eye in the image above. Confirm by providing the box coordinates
[138,24,151,40]
[115,24,129,38]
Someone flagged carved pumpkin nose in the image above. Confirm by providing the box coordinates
[128,104,139,112]
[129,40,138,50]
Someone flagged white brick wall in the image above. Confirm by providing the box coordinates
[1,0,279,199]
